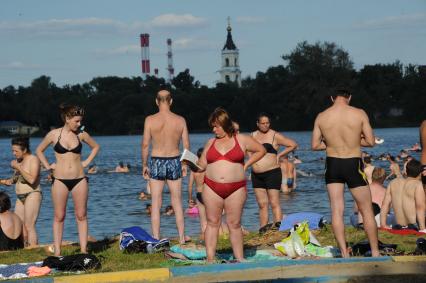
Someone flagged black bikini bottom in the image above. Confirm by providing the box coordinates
[53,176,88,191]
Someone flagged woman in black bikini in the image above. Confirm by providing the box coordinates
[36,104,100,256]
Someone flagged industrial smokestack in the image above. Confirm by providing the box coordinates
[140,33,150,78]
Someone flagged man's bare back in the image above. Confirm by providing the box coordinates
[146,112,187,157]
[402,179,425,228]
[314,103,374,158]
[387,178,407,225]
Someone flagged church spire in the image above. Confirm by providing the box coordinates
[223,16,237,50]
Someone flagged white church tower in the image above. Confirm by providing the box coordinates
[219,17,241,86]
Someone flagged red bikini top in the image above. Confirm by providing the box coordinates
[206,136,245,165]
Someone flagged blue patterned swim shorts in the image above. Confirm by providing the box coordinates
[149,156,182,180]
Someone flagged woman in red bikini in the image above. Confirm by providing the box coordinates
[36,104,99,256]
[197,108,265,262]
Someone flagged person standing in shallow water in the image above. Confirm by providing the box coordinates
[251,113,297,231]
[142,90,190,244]
[1,137,41,248]
[311,88,379,258]
[36,104,99,256]
[196,107,265,262]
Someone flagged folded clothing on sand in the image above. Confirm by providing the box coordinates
[379,227,426,236]
[27,266,51,277]
[0,262,42,280]
[170,244,206,260]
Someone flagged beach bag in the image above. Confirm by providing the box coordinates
[42,254,101,271]
[351,240,397,256]
[119,226,169,253]
[274,221,310,257]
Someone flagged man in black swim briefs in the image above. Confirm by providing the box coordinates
[312,87,380,258]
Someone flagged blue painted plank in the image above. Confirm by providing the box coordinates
[170,257,392,277]
[6,277,54,283]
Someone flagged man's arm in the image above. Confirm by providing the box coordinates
[181,118,190,151]
[415,183,425,230]
[360,110,375,147]
[380,185,392,228]
[311,115,326,151]
[180,118,190,177]
[141,117,151,179]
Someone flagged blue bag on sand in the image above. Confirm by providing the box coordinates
[279,212,325,231]
[119,226,169,253]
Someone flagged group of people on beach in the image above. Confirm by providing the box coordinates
[1,105,100,255]
[1,88,425,263]
[141,88,426,261]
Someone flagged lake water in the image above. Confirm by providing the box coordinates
[0,128,421,244]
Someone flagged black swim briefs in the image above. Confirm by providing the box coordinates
[251,167,282,190]
[325,157,368,189]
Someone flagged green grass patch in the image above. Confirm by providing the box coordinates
[0,226,421,274]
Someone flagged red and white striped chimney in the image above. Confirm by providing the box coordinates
[140,33,150,78]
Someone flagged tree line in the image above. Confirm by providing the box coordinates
[1,41,425,136]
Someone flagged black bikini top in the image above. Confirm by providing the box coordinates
[262,132,277,154]
[54,128,82,154]
[263,143,277,154]
[252,131,278,154]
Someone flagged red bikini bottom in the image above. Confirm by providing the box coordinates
[204,176,246,199]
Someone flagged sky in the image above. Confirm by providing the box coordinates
[0,0,425,88]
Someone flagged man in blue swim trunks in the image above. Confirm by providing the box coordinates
[312,87,380,257]
[142,90,190,244]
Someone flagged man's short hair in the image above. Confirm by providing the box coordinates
[372,167,386,184]
[156,90,172,104]
[406,159,423,178]
[332,87,351,99]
